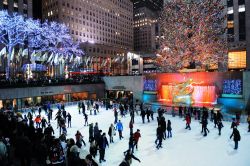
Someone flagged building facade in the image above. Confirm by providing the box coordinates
[42,0,134,75]
[227,0,250,70]
[0,0,33,17]
[132,0,163,74]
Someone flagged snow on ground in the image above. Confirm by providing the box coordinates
[39,105,250,166]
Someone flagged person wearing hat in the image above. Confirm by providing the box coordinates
[230,126,241,150]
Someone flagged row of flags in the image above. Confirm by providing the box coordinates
[0,47,127,67]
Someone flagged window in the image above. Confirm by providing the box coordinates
[228,51,246,69]
[238,5,245,12]
[227,21,234,28]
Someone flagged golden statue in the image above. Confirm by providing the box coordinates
[172,79,195,105]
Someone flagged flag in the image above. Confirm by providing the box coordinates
[0,47,6,57]
[115,56,120,63]
[121,56,125,63]
[69,54,74,62]
[22,48,28,57]
[10,48,15,61]
[54,53,59,64]
[42,53,48,61]
[85,56,90,66]
[47,53,54,62]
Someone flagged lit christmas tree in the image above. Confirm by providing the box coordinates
[156,0,228,72]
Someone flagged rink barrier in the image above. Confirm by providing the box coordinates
[16,101,248,123]
[145,103,248,123]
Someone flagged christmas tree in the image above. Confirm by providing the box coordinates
[156,0,228,72]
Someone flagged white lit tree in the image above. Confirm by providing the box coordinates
[156,0,228,72]
[0,10,84,79]
[0,11,29,79]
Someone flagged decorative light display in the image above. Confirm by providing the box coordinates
[0,10,84,79]
[223,79,242,95]
[156,0,228,72]
[144,79,157,91]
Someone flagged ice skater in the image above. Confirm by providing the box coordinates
[218,120,224,135]
[84,113,88,126]
[230,126,241,150]
[167,120,172,138]
[185,114,191,130]
[155,125,163,149]
[116,120,124,140]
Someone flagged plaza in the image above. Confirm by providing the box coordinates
[0,0,250,166]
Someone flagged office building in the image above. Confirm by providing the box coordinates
[42,0,134,74]
[227,0,250,70]
[0,0,33,17]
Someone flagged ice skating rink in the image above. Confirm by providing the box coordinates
[44,105,250,166]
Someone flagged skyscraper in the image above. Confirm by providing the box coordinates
[132,0,163,74]
[0,0,33,17]
[133,0,163,54]
[42,0,133,74]
[227,0,250,70]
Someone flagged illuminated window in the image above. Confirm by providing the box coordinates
[238,5,245,12]
[227,21,234,28]
[227,7,233,14]
[228,51,246,69]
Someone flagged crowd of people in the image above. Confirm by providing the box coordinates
[0,98,249,166]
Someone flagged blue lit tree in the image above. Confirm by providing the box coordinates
[28,20,83,65]
[0,10,84,79]
[0,11,29,79]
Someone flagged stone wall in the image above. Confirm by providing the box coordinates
[0,83,105,100]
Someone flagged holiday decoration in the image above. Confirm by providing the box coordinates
[0,10,84,79]
[156,0,228,72]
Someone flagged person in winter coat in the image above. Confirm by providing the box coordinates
[231,118,238,129]
[218,120,224,135]
[108,123,115,143]
[116,120,124,140]
[185,114,191,130]
[85,154,98,166]
[82,102,86,115]
[133,129,141,150]
[48,139,65,165]
[84,113,88,126]
[41,117,48,130]
[66,113,72,128]
[146,108,151,122]
[89,123,94,142]
[156,125,163,149]
[114,107,118,124]
[247,115,250,132]
[201,117,209,137]
[128,134,135,153]
[34,115,42,128]
[141,109,146,123]
[78,102,82,114]
[44,124,54,137]
[98,133,109,163]
[89,140,98,158]
[160,117,167,139]
[230,126,241,150]
[75,130,86,148]
[94,123,99,142]
[62,110,67,121]
[167,120,172,138]
[121,149,141,166]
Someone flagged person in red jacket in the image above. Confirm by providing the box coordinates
[185,114,191,130]
[34,115,41,128]
[133,129,141,150]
